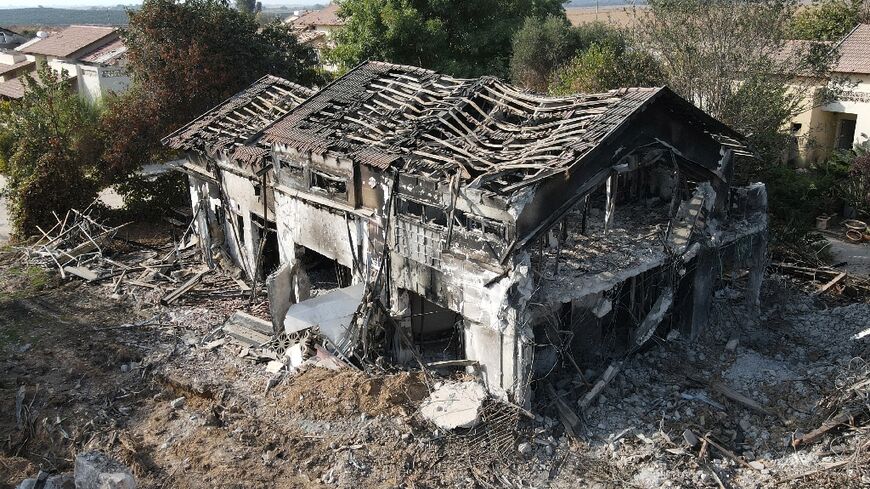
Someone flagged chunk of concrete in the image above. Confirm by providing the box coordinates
[420,381,487,430]
[74,451,136,489]
[16,473,75,489]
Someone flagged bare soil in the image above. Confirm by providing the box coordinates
[1,236,869,488]
[566,6,639,27]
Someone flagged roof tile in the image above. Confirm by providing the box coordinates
[19,25,117,58]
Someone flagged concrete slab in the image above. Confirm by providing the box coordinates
[420,381,487,430]
[826,235,870,278]
[283,283,364,345]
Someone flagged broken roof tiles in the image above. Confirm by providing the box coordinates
[163,75,316,159]
[78,38,127,66]
[264,61,744,193]
[292,3,344,28]
[0,77,26,99]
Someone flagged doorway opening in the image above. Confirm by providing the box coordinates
[295,244,352,297]
[251,214,279,280]
[404,290,464,363]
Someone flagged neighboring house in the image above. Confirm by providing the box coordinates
[0,51,34,83]
[167,61,768,405]
[290,3,343,71]
[163,75,316,279]
[0,25,131,103]
[0,27,26,49]
[789,24,870,166]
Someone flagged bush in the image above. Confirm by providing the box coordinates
[0,64,103,238]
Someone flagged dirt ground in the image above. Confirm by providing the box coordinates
[1,235,869,487]
[566,6,639,27]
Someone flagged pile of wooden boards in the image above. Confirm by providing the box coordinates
[772,262,870,297]
[19,207,252,305]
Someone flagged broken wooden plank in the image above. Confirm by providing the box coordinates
[791,408,863,448]
[701,434,760,472]
[814,272,847,295]
[234,278,252,292]
[709,381,775,417]
[63,265,102,282]
[161,270,209,304]
[579,361,622,411]
[545,382,579,439]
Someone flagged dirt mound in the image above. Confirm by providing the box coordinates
[276,368,429,420]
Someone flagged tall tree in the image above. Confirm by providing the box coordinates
[236,0,257,13]
[549,41,662,95]
[327,0,566,78]
[102,0,318,183]
[0,64,102,237]
[790,0,869,41]
[510,15,576,92]
[633,0,830,163]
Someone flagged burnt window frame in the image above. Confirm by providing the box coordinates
[309,168,348,201]
[277,157,305,181]
[397,197,447,228]
[458,210,507,240]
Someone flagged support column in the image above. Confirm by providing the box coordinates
[746,231,767,318]
[689,246,715,340]
[604,175,616,233]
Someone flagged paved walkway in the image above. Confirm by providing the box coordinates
[827,234,870,278]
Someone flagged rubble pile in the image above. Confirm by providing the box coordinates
[18,207,258,307]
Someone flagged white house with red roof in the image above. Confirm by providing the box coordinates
[0,25,130,102]
[789,24,870,165]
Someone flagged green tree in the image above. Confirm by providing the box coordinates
[633,0,829,164]
[235,0,258,13]
[790,0,869,41]
[102,0,319,184]
[511,19,653,93]
[327,0,566,78]
[0,64,102,237]
[510,15,576,92]
[543,23,662,95]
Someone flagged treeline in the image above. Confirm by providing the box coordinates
[0,8,130,26]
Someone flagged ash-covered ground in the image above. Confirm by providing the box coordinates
[1,245,868,488]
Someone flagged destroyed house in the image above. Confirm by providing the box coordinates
[167,62,768,406]
[164,75,315,279]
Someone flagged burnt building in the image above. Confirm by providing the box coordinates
[166,62,768,406]
[164,75,315,280]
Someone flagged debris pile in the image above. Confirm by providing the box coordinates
[18,207,255,305]
[15,451,136,489]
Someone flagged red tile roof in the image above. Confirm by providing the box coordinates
[834,24,870,74]
[79,38,127,65]
[293,3,343,28]
[0,58,34,77]
[19,25,117,59]
[0,78,25,99]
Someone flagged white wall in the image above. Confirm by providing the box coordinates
[825,73,870,146]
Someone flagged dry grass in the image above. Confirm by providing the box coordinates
[565,5,641,27]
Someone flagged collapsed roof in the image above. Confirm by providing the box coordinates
[163,75,316,164]
[263,61,750,195]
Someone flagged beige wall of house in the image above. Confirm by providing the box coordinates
[790,73,870,167]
